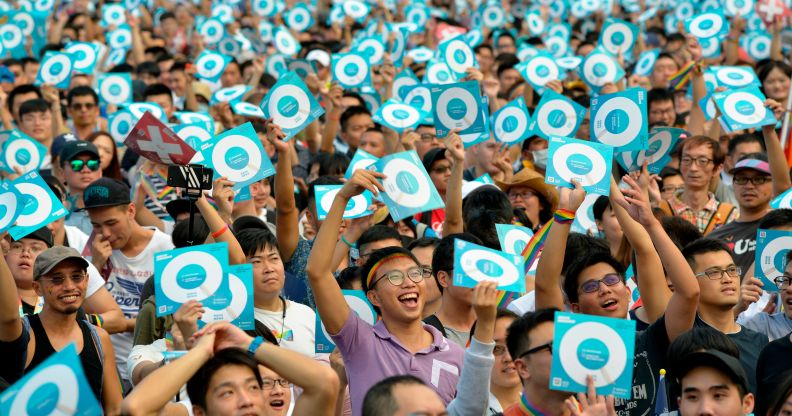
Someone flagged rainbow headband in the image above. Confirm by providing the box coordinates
[366,253,413,288]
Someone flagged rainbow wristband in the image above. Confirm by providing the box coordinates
[553,209,576,224]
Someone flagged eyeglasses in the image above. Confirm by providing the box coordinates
[420,133,437,142]
[70,102,96,111]
[371,266,429,288]
[509,190,538,200]
[578,273,622,294]
[39,272,87,286]
[69,159,100,172]
[680,156,714,167]
[261,378,291,390]
[430,166,451,174]
[773,274,792,289]
[8,243,47,255]
[517,342,553,360]
[661,185,684,194]
[733,176,771,186]
[695,266,741,280]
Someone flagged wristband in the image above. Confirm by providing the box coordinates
[340,234,356,248]
[248,336,265,358]
[211,224,229,239]
[553,209,576,224]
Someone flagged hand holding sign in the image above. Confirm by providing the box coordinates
[339,169,385,199]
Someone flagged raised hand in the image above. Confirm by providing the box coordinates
[445,129,464,163]
[613,174,657,227]
[193,321,254,353]
[265,120,289,153]
[686,34,702,62]
[559,180,586,213]
[210,176,236,219]
[337,169,385,199]
[566,376,617,416]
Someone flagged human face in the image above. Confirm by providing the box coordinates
[428,159,452,196]
[681,144,719,191]
[508,186,540,219]
[23,62,39,83]
[221,63,242,88]
[64,154,102,192]
[198,365,266,416]
[415,126,443,159]
[168,70,188,96]
[248,245,285,298]
[678,367,754,416]
[91,134,115,171]
[491,317,520,389]
[88,204,134,250]
[5,238,48,286]
[498,68,521,95]
[357,238,402,266]
[33,260,88,314]
[691,250,740,309]
[20,110,53,142]
[732,171,772,211]
[470,139,499,175]
[782,262,792,320]
[662,175,685,200]
[573,262,630,318]
[763,67,791,103]
[726,142,763,172]
[359,131,386,158]
[68,94,99,127]
[774,390,792,416]
[513,321,554,389]
[411,246,441,306]
[340,113,374,149]
[651,56,679,88]
[147,93,174,119]
[12,91,39,120]
[250,180,271,210]
[596,206,623,250]
[259,366,291,416]
[391,383,447,416]
[367,257,426,323]
[649,99,676,126]
[476,48,494,74]
[7,64,25,85]
[496,37,516,55]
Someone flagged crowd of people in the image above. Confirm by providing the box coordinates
[0,0,791,415]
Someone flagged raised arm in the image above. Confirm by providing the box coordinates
[763,101,792,197]
[614,174,700,342]
[305,170,384,334]
[198,177,245,265]
[442,131,464,235]
[269,122,300,261]
[535,182,586,310]
[0,244,20,341]
[686,35,708,137]
[320,85,344,154]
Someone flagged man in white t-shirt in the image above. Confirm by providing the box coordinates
[84,178,174,390]
[237,227,316,357]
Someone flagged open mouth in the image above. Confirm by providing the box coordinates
[398,292,419,308]
[59,294,80,303]
[601,299,619,310]
[269,399,286,410]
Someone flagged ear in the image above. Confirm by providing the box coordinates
[128,203,137,219]
[595,219,603,232]
[741,393,754,415]
[570,303,581,313]
[32,280,43,297]
[192,406,205,416]
[366,289,381,309]
[436,270,451,289]
[513,357,530,382]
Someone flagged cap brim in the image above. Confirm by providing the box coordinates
[37,255,90,278]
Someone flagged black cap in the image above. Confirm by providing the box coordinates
[59,140,99,167]
[83,178,131,209]
[14,227,53,248]
[165,198,196,221]
[422,147,448,172]
[51,133,77,162]
[675,350,750,393]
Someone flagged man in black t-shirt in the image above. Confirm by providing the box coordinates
[755,331,792,416]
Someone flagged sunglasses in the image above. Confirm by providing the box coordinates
[69,159,100,172]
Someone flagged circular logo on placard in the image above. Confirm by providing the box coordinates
[482,6,505,28]
[275,29,299,55]
[334,54,369,87]
[232,102,265,118]
[758,235,792,286]
[0,24,23,49]
[526,55,559,87]
[552,143,607,186]
[536,99,578,137]
[435,87,477,130]
[202,271,247,323]
[13,12,34,36]
[160,252,224,303]
[9,363,79,415]
[381,158,432,208]
[109,110,133,143]
[0,189,19,230]
[558,321,627,387]
[635,52,656,76]
[381,103,421,129]
[200,19,225,44]
[343,0,367,19]
[14,182,52,227]
[357,38,385,64]
[445,39,474,74]
[592,96,642,147]
[503,228,532,255]
[602,22,634,55]
[267,84,312,129]
[494,105,529,144]
[583,53,617,86]
[5,138,41,173]
[66,43,96,71]
[196,53,227,80]
[722,92,766,125]
[100,75,131,105]
[746,36,771,60]
[688,13,724,38]
[211,134,262,183]
[215,85,249,103]
[405,86,432,113]
[459,248,520,286]
[557,56,582,69]
[129,103,165,121]
[40,54,71,85]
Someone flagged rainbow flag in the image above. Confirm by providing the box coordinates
[668,61,695,91]
[520,219,553,271]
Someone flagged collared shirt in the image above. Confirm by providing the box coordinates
[331,311,464,416]
[668,192,738,234]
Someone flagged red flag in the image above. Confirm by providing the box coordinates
[124,112,197,165]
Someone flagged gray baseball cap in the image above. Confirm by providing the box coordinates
[33,246,90,280]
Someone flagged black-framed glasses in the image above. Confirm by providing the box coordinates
[371,266,429,288]
[680,156,714,167]
[579,273,622,294]
[70,102,96,111]
[69,159,100,172]
[39,272,87,286]
[420,133,437,142]
[517,342,553,360]
[261,378,291,390]
[774,274,792,289]
[733,176,771,186]
[695,266,741,280]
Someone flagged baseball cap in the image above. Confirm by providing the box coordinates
[51,133,77,161]
[730,153,771,175]
[422,147,448,172]
[33,246,89,280]
[13,227,53,248]
[60,140,99,167]
[306,49,331,68]
[165,198,196,221]
[675,350,750,394]
[83,178,131,209]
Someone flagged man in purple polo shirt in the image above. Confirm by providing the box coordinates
[307,169,493,415]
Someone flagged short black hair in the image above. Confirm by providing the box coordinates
[563,251,625,304]
[236,228,279,258]
[8,84,42,113]
[358,225,402,254]
[337,266,361,290]
[18,98,51,119]
[311,152,350,178]
[136,61,161,77]
[143,83,173,102]
[342,91,366,108]
[662,216,703,250]
[496,54,520,79]
[647,87,675,106]
[592,195,611,222]
[67,86,98,106]
[728,133,765,155]
[682,238,733,269]
[432,233,483,294]
[362,375,427,416]
[407,237,439,251]
[758,208,792,230]
[340,106,371,132]
[172,215,210,248]
[169,60,189,73]
[667,327,740,363]
[505,307,558,361]
[659,166,682,180]
[187,348,262,410]
[462,187,512,249]
[564,233,610,275]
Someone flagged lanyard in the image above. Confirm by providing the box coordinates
[18,296,44,317]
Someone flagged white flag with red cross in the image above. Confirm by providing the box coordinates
[124,112,197,165]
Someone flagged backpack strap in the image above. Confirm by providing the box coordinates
[659,199,674,217]
[82,319,105,398]
[422,315,447,338]
[703,202,735,235]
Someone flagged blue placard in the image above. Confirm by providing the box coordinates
[431,80,486,147]
[273,26,301,56]
[0,130,46,174]
[35,51,75,89]
[590,87,648,152]
[743,32,772,61]
[354,36,385,66]
[316,290,377,353]
[314,185,374,220]
[198,17,227,44]
[403,84,433,122]
[235,185,252,202]
[332,52,371,89]
[195,51,231,83]
[496,223,534,256]
[578,47,625,94]
[755,229,792,291]
[424,60,454,85]
[373,99,427,133]
[633,49,659,77]
[710,66,761,89]
[127,102,167,123]
[211,85,252,105]
[546,136,613,195]
[550,312,636,399]
[0,343,102,415]
[371,151,444,222]
[452,238,526,292]
[615,127,683,174]
[528,90,586,140]
[0,180,22,234]
[260,71,325,141]
[8,171,67,241]
[106,25,132,49]
[232,102,266,119]
[520,50,565,94]
[174,111,215,131]
[437,35,478,81]
[199,122,274,191]
[200,264,255,330]
[393,68,420,100]
[284,3,315,32]
[97,72,133,106]
[154,242,230,317]
[345,148,379,179]
[491,97,533,145]
[174,122,213,163]
[287,59,317,79]
[102,3,126,27]
[770,188,792,209]
[358,86,382,113]
[713,86,777,133]
[599,18,638,57]
[64,41,100,75]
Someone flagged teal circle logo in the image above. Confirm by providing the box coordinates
[727,72,743,80]
[393,109,410,120]
[476,259,502,276]
[577,338,609,370]
[503,115,518,133]
[548,109,567,128]
[27,383,59,414]
[735,99,754,116]
[76,50,86,60]
[295,13,304,23]
[700,19,713,30]
[279,96,299,117]
[593,62,608,77]
[0,204,6,219]
[438,70,449,81]
[22,196,38,216]
[396,171,419,193]
[344,62,359,77]
[15,148,31,165]
[118,120,130,135]
[205,60,216,70]
[567,153,593,175]
[611,31,624,45]
[110,84,121,95]
[453,49,466,63]
[177,264,207,290]
[447,98,466,119]
[410,95,425,107]
[605,109,629,134]
[513,240,527,254]
[537,65,550,77]
[50,62,63,74]
[226,145,250,170]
